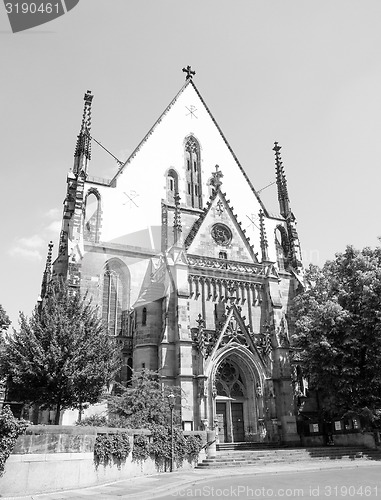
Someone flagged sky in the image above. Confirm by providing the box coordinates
[1,0,381,329]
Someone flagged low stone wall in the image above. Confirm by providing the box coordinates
[0,426,206,497]
[301,432,376,449]
[333,432,376,449]
[300,434,325,447]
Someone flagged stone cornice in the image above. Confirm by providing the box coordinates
[187,254,263,279]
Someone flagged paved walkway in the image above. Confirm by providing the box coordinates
[3,460,381,500]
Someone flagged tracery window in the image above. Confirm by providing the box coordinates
[184,136,202,209]
[216,359,245,398]
[102,259,130,336]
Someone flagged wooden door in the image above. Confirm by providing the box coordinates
[216,402,227,443]
[231,402,244,442]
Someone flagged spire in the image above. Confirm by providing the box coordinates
[259,209,269,262]
[273,143,303,273]
[173,191,182,245]
[74,90,93,175]
[273,142,290,218]
[39,241,54,309]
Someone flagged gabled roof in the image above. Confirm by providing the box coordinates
[206,302,268,371]
[109,77,267,212]
[184,186,258,263]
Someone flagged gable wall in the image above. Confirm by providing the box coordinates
[187,194,255,262]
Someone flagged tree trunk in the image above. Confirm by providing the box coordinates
[32,404,39,425]
[54,402,61,425]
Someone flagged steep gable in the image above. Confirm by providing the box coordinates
[185,187,258,263]
[85,76,265,253]
[112,79,263,208]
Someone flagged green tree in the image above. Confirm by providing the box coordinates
[292,245,381,421]
[0,305,10,334]
[0,305,11,402]
[0,280,120,424]
[107,369,181,428]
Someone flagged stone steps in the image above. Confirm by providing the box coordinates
[196,446,381,469]
[217,442,290,451]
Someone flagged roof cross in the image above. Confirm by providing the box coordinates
[182,65,196,80]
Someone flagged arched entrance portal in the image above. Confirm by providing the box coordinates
[215,359,245,442]
[213,355,261,443]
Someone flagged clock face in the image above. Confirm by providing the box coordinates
[211,223,232,246]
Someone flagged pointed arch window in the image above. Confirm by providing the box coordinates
[84,189,101,243]
[166,169,179,204]
[275,225,289,271]
[102,259,130,336]
[142,307,147,326]
[184,136,202,209]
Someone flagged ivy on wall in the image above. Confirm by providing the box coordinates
[94,433,131,468]
[132,426,203,471]
[93,427,203,472]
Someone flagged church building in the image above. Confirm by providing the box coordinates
[52,67,304,443]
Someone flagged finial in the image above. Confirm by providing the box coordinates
[182,65,196,80]
[195,314,206,357]
[196,313,205,329]
[227,284,237,304]
[259,210,269,262]
[74,90,94,171]
[210,165,223,190]
[273,142,290,218]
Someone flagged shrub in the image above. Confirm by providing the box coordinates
[76,414,108,427]
[185,434,203,462]
[0,405,28,477]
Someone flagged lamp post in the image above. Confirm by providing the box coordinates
[167,393,175,472]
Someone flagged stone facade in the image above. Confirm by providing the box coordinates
[52,70,304,443]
